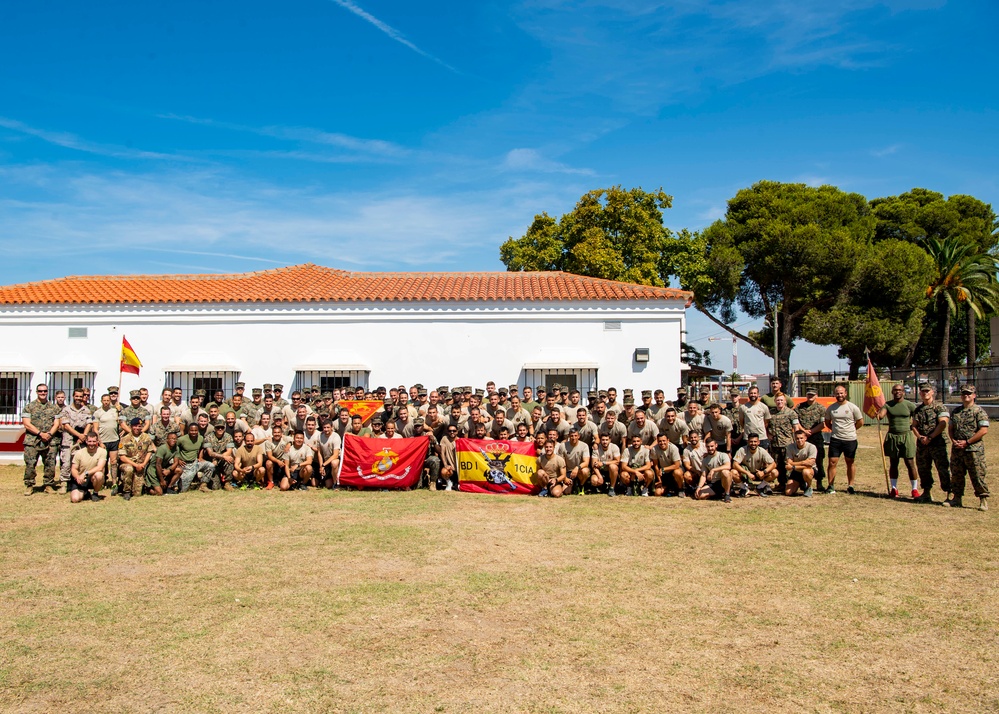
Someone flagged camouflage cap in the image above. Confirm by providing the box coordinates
[129,389,141,398]
[214,421,225,429]
[598,389,608,398]
[587,391,598,399]
[273,384,284,391]
[804,387,818,396]
[235,382,245,389]
[251,388,262,396]
[641,390,652,398]
[623,396,635,406]
[263,383,273,391]
[961,384,977,394]
[194,389,207,397]
[498,388,508,395]
[383,398,393,405]
[623,388,634,396]
[310,385,319,392]
[322,392,333,399]
[918,382,933,390]
[475,388,485,396]
[438,386,449,395]
[107,386,119,393]
[414,417,425,426]
[371,417,383,425]
[677,387,687,394]
[730,388,743,397]
[509,384,519,391]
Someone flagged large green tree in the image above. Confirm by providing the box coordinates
[801,239,935,377]
[922,237,999,367]
[870,189,999,365]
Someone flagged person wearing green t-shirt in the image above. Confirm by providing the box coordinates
[147,431,181,495]
[877,384,918,499]
[176,423,217,493]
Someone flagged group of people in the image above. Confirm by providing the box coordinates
[18,376,988,511]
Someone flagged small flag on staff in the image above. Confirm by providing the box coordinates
[120,336,142,376]
[863,354,885,419]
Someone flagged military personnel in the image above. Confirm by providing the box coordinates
[674,387,688,410]
[177,422,217,493]
[619,396,637,426]
[22,383,62,495]
[945,385,989,511]
[598,409,627,451]
[232,431,265,488]
[605,387,624,417]
[224,382,246,409]
[244,388,264,426]
[650,432,683,496]
[521,386,539,415]
[620,434,654,496]
[272,384,289,410]
[281,431,314,491]
[149,430,182,495]
[205,422,236,490]
[824,384,864,495]
[647,389,668,423]
[739,387,771,452]
[626,407,659,446]
[911,383,950,504]
[316,419,342,488]
[682,430,707,495]
[179,394,208,429]
[92,393,122,490]
[703,403,733,453]
[58,388,93,494]
[593,432,621,496]
[572,408,599,449]
[118,418,155,500]
[784,429,816,498]
[206,389,227,412]
[263,424,291,489]
[696,386,711,408]
[558,427,591,494]
[761,378,787,414]
[157,388,182,421]
[107,386,122,413]
[70,433,107,503]
[767,394,800,489]
[506,396,532,432]
[537,439,570,497]
[694,437,734,503]
[722,389,744,451]
[877,384,919,499]
[487,409,516,440]
[795,388,827,489]
[542,408,571,442]
[682,401,706,435]
[119,390,151,435]
[659,407,689,451]
[732,432,777,497]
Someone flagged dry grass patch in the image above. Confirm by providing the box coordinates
[1,429,997,713]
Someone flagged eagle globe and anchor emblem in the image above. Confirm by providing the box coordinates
[358,447,411,480]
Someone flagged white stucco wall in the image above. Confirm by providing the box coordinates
[0,298,686,398]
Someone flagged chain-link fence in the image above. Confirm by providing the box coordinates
[795,364,999,408]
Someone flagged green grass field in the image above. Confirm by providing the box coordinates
[1,429,997,713]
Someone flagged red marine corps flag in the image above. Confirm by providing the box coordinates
[863,353,886,419]
[338,434,427,490]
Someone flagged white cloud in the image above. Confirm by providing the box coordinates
[871,143,902,158]
[0,116,191,162]
[501,148,594,175]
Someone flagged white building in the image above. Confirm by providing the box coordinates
[0,264,691,454]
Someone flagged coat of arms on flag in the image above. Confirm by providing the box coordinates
[457,438,541,495]
[339,434,427,490]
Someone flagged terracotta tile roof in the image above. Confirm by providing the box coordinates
[0,264,693,306]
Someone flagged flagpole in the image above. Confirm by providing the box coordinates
[877,417,890,496]
[118,336,124,397]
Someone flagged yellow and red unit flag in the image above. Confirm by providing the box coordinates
[339,434,427,490]
[339,400,384,423]
[457,438,541,495]
[863,355,886,418]
[120,336,142,376]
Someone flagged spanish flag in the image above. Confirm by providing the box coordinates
[863,354,885,419]
[457,438,542,495]
[120,336,142,376]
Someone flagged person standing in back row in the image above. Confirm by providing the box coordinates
[945,385,989,512]
[877,384,918,500]
[824,384,864,495]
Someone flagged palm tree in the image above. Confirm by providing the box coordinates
[923,237,999,367]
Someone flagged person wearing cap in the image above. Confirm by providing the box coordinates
[912,383,950,504]
[823,383,865,495]
[119,389,152,437]
[205,421,236,490]
[224,382,246,409]
[369,417,384,437]
[876,383,919,499]
[627,407,659,447]
[721,389,744,452]
[674,387,688,410]
[795,388,827,489]
[696,387,711,408]
[640,389,654,413]
[946,385,989,511]
[272,384,288,410]
[116,417,155,500]
[619,396,637,426]
[58,388,93,495]
[107,386,122,414]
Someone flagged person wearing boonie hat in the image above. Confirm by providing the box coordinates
[912,383,950,504]
[945,384,990,511]
[117,416,155,500]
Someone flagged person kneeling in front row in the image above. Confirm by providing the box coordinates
[70,433,108,503]
[694,437,734,503]
[784,429,816,497]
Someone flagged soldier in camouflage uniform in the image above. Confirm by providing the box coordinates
[795,387,827,489]
[945,384,989,511]
[272,384,289,410]
[59,388,93,494]
[912,383,950,503]
[223,382,245,409]
[119,390,151,435]
[118,418,155,499]
[22,383,63,495]
[243,388,263,427]
[722,388,744,452]
[767,394,799,490]
[204,422,236,489]
[150,406,182,448]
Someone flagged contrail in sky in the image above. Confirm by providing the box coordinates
[329,0,457,73]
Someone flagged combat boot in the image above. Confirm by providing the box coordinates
[917,489,934,504]
[942,496,963,508]
[979,497,989,512]
[57,483,68,495]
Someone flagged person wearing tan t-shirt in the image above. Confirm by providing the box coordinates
[537,439,570,497]
[70,433,107,503]
[233,431,265,487]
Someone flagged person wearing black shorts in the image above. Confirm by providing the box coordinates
[824,385,864,494]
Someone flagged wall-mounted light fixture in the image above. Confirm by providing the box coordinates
[634,348,650,363]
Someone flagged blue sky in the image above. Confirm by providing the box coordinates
[1,0,996,373]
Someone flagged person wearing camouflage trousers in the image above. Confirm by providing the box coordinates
[912,383,950,503]
[946,385,989,512]
[21,384,62,495]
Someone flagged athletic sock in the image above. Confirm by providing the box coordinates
[911,479,920,491]
[890,478,898,490]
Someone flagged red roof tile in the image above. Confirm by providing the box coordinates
[0,264,692,306]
